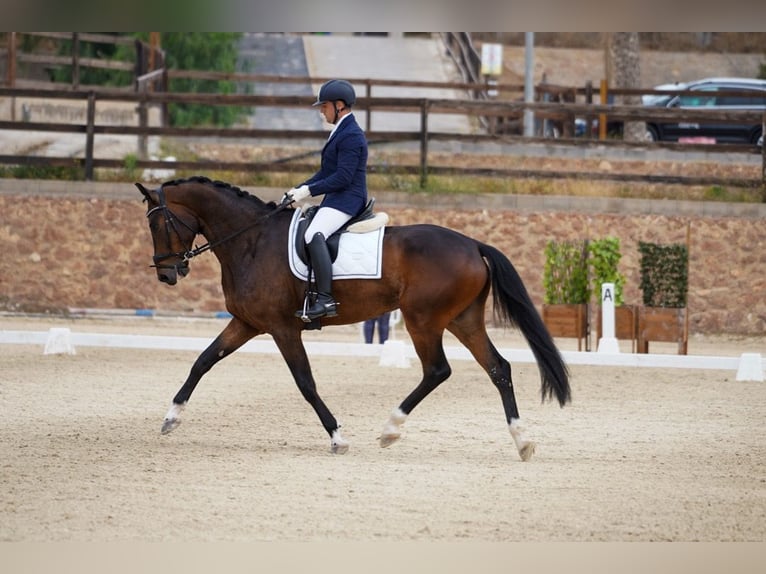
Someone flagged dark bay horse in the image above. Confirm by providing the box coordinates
[136,176,570,461]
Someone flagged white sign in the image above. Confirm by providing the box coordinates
[598,283,620,354]
[481,43,503,76]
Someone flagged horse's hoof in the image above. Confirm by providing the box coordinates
[331,441,349,454]
[161,418,181,435]
[379,433,401,448]
[518,441,536,462]
[330,429,349,454]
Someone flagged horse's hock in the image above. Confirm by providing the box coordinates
[0,180,764,336]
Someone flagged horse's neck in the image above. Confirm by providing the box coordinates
[179,183,267,239]
[173,183,278,275]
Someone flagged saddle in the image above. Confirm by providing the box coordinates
[293,198,388,265]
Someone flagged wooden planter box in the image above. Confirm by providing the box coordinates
[542,303,589,351]
[596,304,638,352]
[637,306,688,355]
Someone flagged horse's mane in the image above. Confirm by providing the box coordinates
[161,175,279,210]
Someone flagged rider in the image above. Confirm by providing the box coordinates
[285,79,368,320]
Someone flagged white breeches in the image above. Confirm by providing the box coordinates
[304,207,352,243]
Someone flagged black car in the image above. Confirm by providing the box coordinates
[644,77,766,144]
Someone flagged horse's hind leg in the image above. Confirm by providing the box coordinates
[379,329,452,448]
[447,308,536,461]
[161,318,259,434]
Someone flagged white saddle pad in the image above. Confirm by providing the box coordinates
[287,208,385,281]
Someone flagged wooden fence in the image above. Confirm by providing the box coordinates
[1,86,764,195]
[1,32,765,195]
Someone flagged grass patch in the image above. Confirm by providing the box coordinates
[0,164,83,180]
[6,137,763,204]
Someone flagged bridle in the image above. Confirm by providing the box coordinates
[145,186,293,271]
[145,187,198,273]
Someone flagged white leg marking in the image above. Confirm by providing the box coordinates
[330,427,349,454]
[165,402,185,421]
[379,407,407,448]
[509,418,536,462]
[161,402,186,434]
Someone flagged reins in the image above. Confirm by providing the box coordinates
[148,188,293,268]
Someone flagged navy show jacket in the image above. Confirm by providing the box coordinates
[301,113,368,216]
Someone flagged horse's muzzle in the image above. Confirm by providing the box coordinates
[156,262,189,285]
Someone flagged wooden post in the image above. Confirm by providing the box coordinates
[6,32,16,88]
[761,111,765,202]
[84,92,96,181]
[71,33,80,90]
[134,39,145,91]
[419,99,428,189]
[161,66,169,126]
[599,78,608,140]
[684,220,691,354]
[363,79,371,133]
[138,91,148,159]
[149,33,160,73]
[585,80,593,138]
[7,32,16,121]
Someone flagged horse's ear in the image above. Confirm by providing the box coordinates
[135,182,157,204]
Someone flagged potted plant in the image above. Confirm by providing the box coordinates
[637,241,689,354]
[542,239,590,350]
[589,237,637,349]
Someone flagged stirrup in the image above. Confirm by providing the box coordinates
[295,296,338,322]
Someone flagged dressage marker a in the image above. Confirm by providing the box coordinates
[1,327,763,381]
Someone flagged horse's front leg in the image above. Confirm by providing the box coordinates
[161,318,259,434]
[271,331,348,454]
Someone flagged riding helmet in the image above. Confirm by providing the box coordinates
[313,79,356,107]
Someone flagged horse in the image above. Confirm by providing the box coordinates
[136,175,570,461]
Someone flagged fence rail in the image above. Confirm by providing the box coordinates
[1,30,764,195]
[0,86,764,195]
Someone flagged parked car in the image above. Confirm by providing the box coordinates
[641,82,688,106]
[575,83,689,138]
[643,77,766,144]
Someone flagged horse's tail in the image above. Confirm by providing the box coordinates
[478,242,571,407]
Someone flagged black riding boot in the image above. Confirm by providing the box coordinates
[297,232,338,319]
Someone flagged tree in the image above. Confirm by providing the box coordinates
[606,33,643,142]
[52,33,248,127]
[141,33,248,127]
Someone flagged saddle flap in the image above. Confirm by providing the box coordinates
[287,208,385,281]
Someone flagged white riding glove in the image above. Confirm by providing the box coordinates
[287,185,311,203]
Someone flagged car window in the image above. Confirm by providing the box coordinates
[679,87,717,107]
[717,94,760,106]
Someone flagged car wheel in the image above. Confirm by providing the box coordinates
[644,125,659,142]
[750,128,763,145]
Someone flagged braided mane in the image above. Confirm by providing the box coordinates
[162,175,278,209]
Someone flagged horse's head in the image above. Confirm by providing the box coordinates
[136,182,199,285]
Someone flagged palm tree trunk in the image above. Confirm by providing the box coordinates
[608,33,643,141]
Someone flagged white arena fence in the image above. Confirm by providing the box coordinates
[1,326,763,381]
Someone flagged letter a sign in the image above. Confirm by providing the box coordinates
[598,282,619,353]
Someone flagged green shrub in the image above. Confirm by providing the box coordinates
[588,236,626,305]
[638,241,689,307]
[544,237,626,306]
[543,240,589,304]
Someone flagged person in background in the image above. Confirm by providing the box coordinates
[364,312,391,344]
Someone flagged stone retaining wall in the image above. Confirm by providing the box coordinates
[1,180,764,335]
